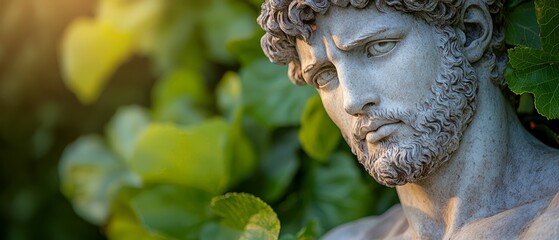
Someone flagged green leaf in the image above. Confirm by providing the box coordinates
[253,131,301,202]
[59,135,141,225]
[201,0,256,64]
[228,29,267,66]
[217,71,243,120]
[508,48,559,118]
[505,1,541,48]
[299,95,341,162]
[227,109,257,186]
[507,0,559,118]
[60,18,134,104]
[536,0,559,54]
[98,0,166,53]
[294,220,321,240]
[129,119,231,194]
[200,221,242,240]
[152,68,208,108]
[106,105,151,162]
[107,190,166,240]
[507,0,533,9]
[280,152,373,233]
[241,59,316,127]
[151,69,209,125]
[130,185,214,239]
[211,193,281,240]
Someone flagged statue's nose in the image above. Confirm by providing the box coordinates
[340,69,380,116]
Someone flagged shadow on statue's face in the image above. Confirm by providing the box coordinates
[296,4,478,187]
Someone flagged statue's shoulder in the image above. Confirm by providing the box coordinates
[321,204,407,240]
[521,192,559,239]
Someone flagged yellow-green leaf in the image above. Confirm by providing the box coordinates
[60,18,134,104]
[129,120,231,194]
[211,193,280,240]
[98,0,165,53]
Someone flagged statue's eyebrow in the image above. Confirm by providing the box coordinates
[334,27,389,51]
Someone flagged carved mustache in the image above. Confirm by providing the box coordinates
[352,110,412,141]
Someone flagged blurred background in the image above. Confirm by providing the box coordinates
[0,0,395,239]
[0,0,151,239]
[1,0,557,240]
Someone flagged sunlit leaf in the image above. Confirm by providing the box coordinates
[241,59,316,127]
[106,105,151,162]
[130,185,213,239]
[217,71,243,120]
[299,95,341,162]
[98,0,166,53]
[107,191,165,240]
[211,193,280,240]
[129,120,231,194]
[59,135,141,225]
[60,18,134,104]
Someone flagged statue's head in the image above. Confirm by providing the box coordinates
[257,0,507,187]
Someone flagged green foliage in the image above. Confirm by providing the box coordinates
[59,135,141,225]
[507,0,559,118]
[51,0,559,239]
[210,193,280,240]
[299,95,341,162]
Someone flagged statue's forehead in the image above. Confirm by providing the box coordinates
[308,4,416,47]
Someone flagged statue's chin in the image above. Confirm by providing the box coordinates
[357,142,430,187]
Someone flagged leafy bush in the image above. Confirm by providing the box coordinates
[58,0,558,239]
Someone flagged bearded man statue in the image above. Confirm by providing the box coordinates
[258,0,559,239]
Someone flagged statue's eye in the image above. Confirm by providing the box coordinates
[366,41,397,57]
[314,69,337,88]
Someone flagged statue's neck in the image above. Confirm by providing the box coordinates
[394,80,558,239]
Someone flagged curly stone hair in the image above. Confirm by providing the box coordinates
[257,0,507,91]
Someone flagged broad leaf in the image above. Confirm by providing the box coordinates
[217,71,243,120]
[241,59,316,127]
[151,69,209,125]
[59,135,140,225]
[211,193,281,240]
[106,105,151,161]
[227,109,257,186]
[60,18,134,104]
[130,185,213,239]
[505,1,541,48]
[253,131,301,202]
[98,0,165,53]
[106,191,165,240]
[129,120,231,194]
[507,0,559,118]
[299,95,341,162]
[201,0,256,64]
[280,152,373,234]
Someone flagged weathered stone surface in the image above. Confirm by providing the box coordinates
[258,0,559,239]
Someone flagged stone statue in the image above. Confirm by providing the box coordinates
[258,0,559,239]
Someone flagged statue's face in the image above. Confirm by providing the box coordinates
[296,4,476,186]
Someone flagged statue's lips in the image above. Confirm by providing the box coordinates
[355,120,402,143]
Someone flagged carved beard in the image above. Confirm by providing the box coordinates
[347,26,478,187]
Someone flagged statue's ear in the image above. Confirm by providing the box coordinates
[457,0,492,62]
